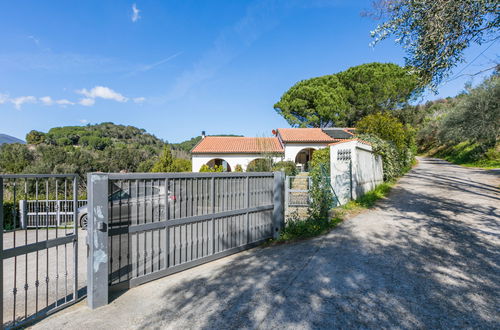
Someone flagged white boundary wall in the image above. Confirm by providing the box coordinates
[330,140,383,205]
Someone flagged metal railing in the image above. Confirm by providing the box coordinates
[0,174,81,329]
[20,200,87,228]
[285,176,312,207]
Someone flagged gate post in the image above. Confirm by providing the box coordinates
[272,172,284,239]
[87,173,109,309]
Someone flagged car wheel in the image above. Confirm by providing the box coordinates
[80,214,88,230]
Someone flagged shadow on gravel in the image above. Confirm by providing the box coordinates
[136,163,500,329]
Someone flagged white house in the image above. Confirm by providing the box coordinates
[191,127,356,172]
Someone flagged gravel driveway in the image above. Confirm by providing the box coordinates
[32,157,500,329]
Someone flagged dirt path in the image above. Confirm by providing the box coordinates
[32,158,500,329]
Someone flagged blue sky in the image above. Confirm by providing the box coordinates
[1,0,498,143]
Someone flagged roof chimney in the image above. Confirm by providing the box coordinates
[201,131,206,139]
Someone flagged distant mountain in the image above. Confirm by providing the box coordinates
[0,134,25,145]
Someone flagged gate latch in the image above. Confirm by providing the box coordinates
[97,221,107,231]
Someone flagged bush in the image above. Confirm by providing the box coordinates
[356,112,416,181]
[280,211,341,241]
[357,134,412,181]
[271,161,297,176]
[2,201,17,230]
[172,158,191,172]
[308,148,334,220]
[234,164,243,172]
[199,164,224,172]
[246,158,272,172]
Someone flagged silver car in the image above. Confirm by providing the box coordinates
[77,184,176,230]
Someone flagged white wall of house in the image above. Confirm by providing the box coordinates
[330,141,383,205]
[192,154,283,172]
[283,143,330,162]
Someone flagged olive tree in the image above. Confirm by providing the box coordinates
[369,0,500,88]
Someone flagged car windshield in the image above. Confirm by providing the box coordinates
[109,189,131,201]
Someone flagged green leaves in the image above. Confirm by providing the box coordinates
[356,112,409,150]
[370,0,500,88]
[152,146,175,172]
[274,63,419,127]
[417,74,500,165]
[308,148,334,220]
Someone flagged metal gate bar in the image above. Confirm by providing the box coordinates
[0,174,80,329]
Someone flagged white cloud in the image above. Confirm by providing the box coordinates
[40,96,53,105]
[3,86,142,109]
[79,119,89,124]
[11,96,36,109]
[0,93,9,104]
[77,86,128,102]
[40,96,74,107]
[55,99,74,106]
[79,98,95,106]
[131,4,141,22]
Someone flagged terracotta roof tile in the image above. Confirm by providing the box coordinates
[277,128,335,142]
[192,137,284,154]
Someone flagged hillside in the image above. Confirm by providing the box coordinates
[0,123,187,178]
[26,122,165,149]
[408,74,499,168]
[0,134,25,145]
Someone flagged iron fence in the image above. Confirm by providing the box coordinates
[20,200,87,228]
[0,174,82,329]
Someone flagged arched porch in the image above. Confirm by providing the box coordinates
[205,158,232,172]
[294,148,316,172]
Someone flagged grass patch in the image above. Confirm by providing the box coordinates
[343,182,394,209]
[279,182,395,242]
[427,141,500,169]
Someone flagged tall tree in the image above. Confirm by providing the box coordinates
[369,0,500,88]
[26,130,46,145]
[274,74,349,127]
[274,62,418,127]
[152,146,175,172]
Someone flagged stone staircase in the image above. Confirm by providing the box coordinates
[285,173,310,220]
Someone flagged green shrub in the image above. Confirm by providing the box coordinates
[432,141,500,168]
[234,164,243,172]
[2,201,17,230]
[199,164,224,172]
[271,161,297,176]
[246,158,272,172]
[172,158,191,172]
[308,148,334,220]
[280,211,341,241]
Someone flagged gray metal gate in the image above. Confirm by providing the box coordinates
[0,174,81,328]
[86,171,284,309]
